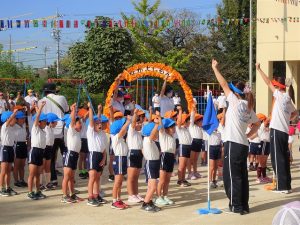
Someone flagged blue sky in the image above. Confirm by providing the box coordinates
[0,0,221,68]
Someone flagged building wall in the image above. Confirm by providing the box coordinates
[256,0,300,115]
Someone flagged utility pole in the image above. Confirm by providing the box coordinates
[249,0,253,88]
[52,9,61,77]
[44,46,49,68]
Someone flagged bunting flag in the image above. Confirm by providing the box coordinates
[0,17,299,31]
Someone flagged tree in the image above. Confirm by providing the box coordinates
[68,16,134,93]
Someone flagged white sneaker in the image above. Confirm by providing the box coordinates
[210,181,217,188]
[272,189,292,194]
[155,196,168,205]
[136,194,144,201]
[128,195,141,203]
[163,196,174,205]
[186,173,193,180]
[194,172,202,178]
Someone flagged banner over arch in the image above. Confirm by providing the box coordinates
[104,62,194,117]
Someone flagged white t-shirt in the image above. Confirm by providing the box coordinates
[173,96,181,105]
[270,90,296,134]
[1,123,15,146]
[14,124,27,142]
[176,126,192,145]
[203,131,208,141]
[0,99,7,114]
[189,111,203,139]
[159,131,176,154]
[111,134,128,156]
[31,125,46,149]
[224,92,259,146]
[160,96,174,117]
[24,95,37,107]
[217,94,227,109]
[67,126,82,153]
[143,136,160,160]
[40,94,69,138]
[258,123,270,142]
[209,130,222,146]
[217,124,225,142]
[28,115,33,135]
[112,100,125,114]
[80,121,87,139]
[64,127,68,146]
[87,126,107,153]
[127,126,142,150]
[45,126,55,146]
[152,95,160,108]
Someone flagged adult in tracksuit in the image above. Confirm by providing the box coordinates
[212,59,260,215]
[256,63,298,193]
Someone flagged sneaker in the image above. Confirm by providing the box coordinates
[27,192,38,200]
[128,195,142,203]
[46,183,55,190]
[259,178,269,184]
[136,194,144,202]
[190,174,197,180]
[51,181,58,188]
[141,201,161,212]
[35,191,46,199]
[96,195,108,204]
[111,200,126,210]
[119,200,129,208]
[264,177,273,183]
[155,196,168,206]
[70,194,84,202]
[108,175,114,182]
[163,196,174,205]
[74,189,80,194]
[255,178,262,184]
[14,181,23,187]
[186,173,193,180]
[223,207,244,215]
[182,180,191,187]
[19,180,28,187]
[272,189,292,194]
[61,195,75,204]
[40,185,47,191]
[0,188,10,197]
[216,180,224,187]
[194,172,202,178]
[87,198,100,207]
[249,165,256,171]
[7,187,18,195]
[210,181,217,189]
[99,190,105,198]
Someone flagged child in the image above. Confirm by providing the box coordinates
[78,108,89,179]
[110,116,131,210]
[27,101,47,200]
[61,103,83,203]
[201,132,208,166]
[86,102,107,207]
[248,124,261,172]
[176,106,192,187]
[141,121,161,212]
[0,109,18,196]
[127,108,144,203]
[257,117,272,183]
[41,112,60,190]
[188,106,203,180]
[156,116,176,205]
[13,110,28,188]
[209,128,222,188]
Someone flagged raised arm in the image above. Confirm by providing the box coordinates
[131,108,138,128]
[88,102,94,128]
[157,111,164,133]
[6,108,18,126]
[34,101,46,127]
[211,59,231,97]
[256,63,275,93]
[176,105,183,126]
[118,115,131,138]
[97,104,102,120]
[160,76,168,97]
[150,118,160,141]
[149,106,153,122]
[70,103,76,128]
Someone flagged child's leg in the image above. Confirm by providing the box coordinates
[256,155,262,179]
[261,156,268,178]
[13,158,21,182]
[163,173,172,196]
[62,167,71,196]
[192,152,200,173]
[187,152,194,174]
[92,172,100,197]
[127,167,136,196]
[88,170,97,199]
[109,155,115,176]
[144,179,157,203]
[19,159,26,182]
[134,169,141,195]
[212,160,218,181]
[0,162,8,188]
[157,170,166,197]
[35,166,42,191]
[178,157,188,181]
[44,159,51,185]
[28,164,37,192]
[113,174,123,200]
[69,170,75,195]
[209,160,214,182]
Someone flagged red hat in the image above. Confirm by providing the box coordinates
[124,94,131,99]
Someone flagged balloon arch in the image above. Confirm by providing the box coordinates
[103,62,194,117]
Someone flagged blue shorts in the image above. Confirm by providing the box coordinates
[15,142,27,159]
[261,141,270,156]
[113,156,127,175]
[0,145,15,163]
[191,138,203,152]
[249,142,262,155]
[28,147,44,166]
[160,152,175,173]
[64,151,79,170]
[179,144,191,158]
[128,149,143,169]
[209,145,221,160]
[43,145,53,160]
[202,140,208,152]
[88,151,104,172]
[144,160,160,181]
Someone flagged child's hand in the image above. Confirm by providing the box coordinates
[177,105,182,111]
[71,103,76,111]
[40,101,46,107]
[256,63,261,70]
[99,158,105,167]
[87,102,91,108]
[98,104,102,111]
[212,59,218,69]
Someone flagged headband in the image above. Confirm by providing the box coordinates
[271,80,286,89]
[228,82,244,96]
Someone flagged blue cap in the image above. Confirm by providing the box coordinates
[46,113,61,123]
[110,118,126,135]
[16,111,26,119]
[32,113,48,122]
[61,114,70,122]
[1,111,13,123]
[85,115,100,127]
[101,115,109,123]
[162,118,175,128]
[142,122,161,137]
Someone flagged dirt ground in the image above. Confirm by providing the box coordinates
[0,139,299,225]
